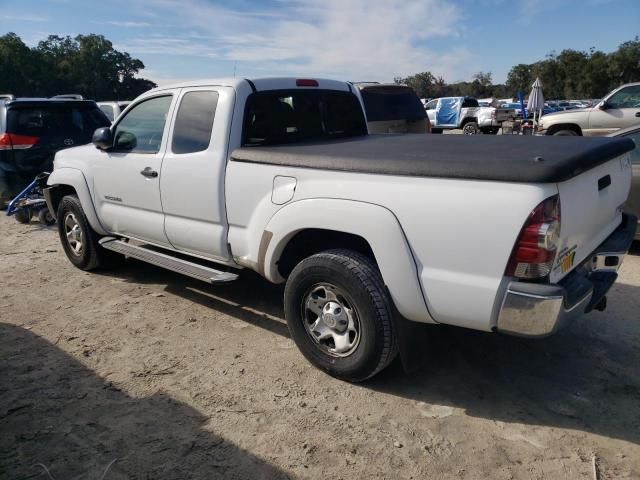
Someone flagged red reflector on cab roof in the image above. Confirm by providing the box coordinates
[296,79,318,87]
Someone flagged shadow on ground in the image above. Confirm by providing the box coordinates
[99,257,640,448]
[0,323,290,479]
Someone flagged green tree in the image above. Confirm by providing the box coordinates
[0,33,36,96]
[609,37,640,84]
[506,64,533,95]
[0,33,156,100]
[396,71,436,98]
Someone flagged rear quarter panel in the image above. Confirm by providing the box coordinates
[226,161,557,331]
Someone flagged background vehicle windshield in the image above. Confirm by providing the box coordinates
[360,86,426,122]
[243,90,367,146]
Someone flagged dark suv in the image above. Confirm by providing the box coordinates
[0,95,110,206]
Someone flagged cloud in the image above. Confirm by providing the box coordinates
[124,0,470,82]
[0,14,49,22]
[116,34,218,57]
[104,21,152,27]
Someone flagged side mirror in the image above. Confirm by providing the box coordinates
[92,127,113,150]
[598,102,608,111]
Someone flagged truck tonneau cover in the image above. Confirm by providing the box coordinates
[231,134,635,183]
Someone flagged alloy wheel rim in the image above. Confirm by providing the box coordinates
[302,283,361,357]
[64,212,83,256]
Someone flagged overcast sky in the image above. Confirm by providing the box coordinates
[1,0,638,85]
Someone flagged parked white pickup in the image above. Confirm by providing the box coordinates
[45,77,637,381]
[424,96,500,134]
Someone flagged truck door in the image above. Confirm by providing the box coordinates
[91,92,178,246]
[160,86,235,261]
[425,99,438,126]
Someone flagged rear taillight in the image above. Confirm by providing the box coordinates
[505,195,560,279]
[0,133,39,151]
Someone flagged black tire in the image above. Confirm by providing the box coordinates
[57,195,120,270]
[462,121,480,134]
[553,129,578,136]
[14,207,32,224]
[284,249,397,382]
[38,208,56,226]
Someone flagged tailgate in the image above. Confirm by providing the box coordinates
[550,152,632,282]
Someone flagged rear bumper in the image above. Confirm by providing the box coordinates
[496,213,637,337]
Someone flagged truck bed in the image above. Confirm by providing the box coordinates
[231,134,634,183]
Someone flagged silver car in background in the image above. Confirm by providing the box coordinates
[97,101,131,123]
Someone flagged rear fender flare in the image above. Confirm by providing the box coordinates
[263,198,433,323]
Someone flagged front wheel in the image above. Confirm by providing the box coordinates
[57,195,121,270]
[553,129,578,136]
[284,250,397,382]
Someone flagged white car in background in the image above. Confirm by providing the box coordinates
[98,101,131,123]
[538,82,640,136]
[425,96,500,134]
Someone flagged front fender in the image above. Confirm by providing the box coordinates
[263,198,434,323]
[47,168,108,236]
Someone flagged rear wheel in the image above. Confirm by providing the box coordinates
[284,249,397,382]
[462,122,480,134]
[14,208,32,224]
[57,195,121,270]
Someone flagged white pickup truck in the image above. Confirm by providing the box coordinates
[424,96,500,134]
[44,77,637,382]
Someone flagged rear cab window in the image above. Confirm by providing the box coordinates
[462,98,479,108]
[360,86,426,122]
[242,90,367,146]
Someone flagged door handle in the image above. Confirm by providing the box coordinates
[635,112,640,117]
[140,167,158,178]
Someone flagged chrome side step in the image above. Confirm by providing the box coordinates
[99,237,238,284]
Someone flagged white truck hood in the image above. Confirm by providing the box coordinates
[53,144,99,171]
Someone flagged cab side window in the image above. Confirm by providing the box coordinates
[113,95,172,153]
[172,91,219,154]
[607,85,640,109]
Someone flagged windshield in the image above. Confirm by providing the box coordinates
[243,90,367,146]
[360,86,426,122]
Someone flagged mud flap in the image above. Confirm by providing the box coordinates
[390,301,431,374]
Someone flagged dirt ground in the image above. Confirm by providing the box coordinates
[1,214,639,480]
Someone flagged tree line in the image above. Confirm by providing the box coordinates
[0,32,156,101]
[2,32,638,102]
[396,37,640,100]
